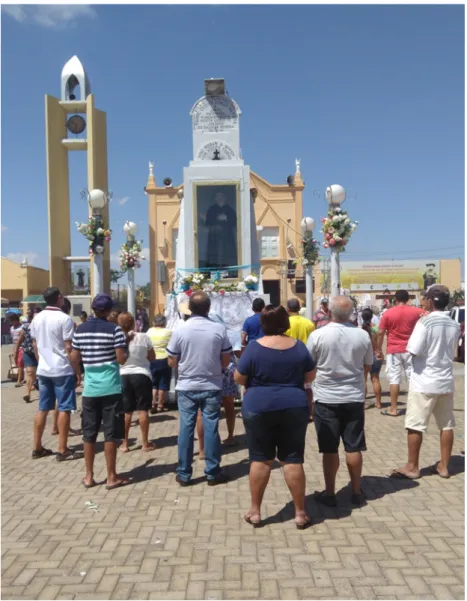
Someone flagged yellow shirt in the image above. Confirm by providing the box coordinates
[286,315,315,344]
[147,327,172,360]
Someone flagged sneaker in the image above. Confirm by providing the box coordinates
[23,395,32,403]
[175,475,191,487]
[314,490,337,507]
[32,447,54,459]
[207,472,229,486]
[56,449,84,462]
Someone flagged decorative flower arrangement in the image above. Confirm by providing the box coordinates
[76,217,112,256]
[119,239,145,272]
[320,207,358,252]
[179,272,259,294]
[301,236,320,265]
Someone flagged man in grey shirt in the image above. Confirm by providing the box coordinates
[307,296,373,507]
[167,291,232,486]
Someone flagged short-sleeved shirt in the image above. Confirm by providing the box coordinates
[307,323,373,404]
[379,305,424,354]
[286,315,315,344]
[120,333,153,380]
[167,316,232,391]
[313,309,331,329]
[72,317,127,397]
[407,311,460,394]
[147,327,172,360]
[30,307,75,378]
[10,324,23,344]
[242,313,263,344]
[237,340,314,413]
[21,322,34,355]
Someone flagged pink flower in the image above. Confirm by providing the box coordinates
[219,289,225,296]
[186,289,193,297]
[325,233,331,240]
[329,239,336,246]
[323,243,329,249]
[328,227,334,234]
[321,218,326,223]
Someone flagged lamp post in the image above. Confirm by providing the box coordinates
[81,188,112,296]
[301,217,315,320]
[325,184,346,299]
[256,225,263,293]
[123,220,138,316]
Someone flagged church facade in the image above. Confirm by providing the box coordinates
[146,163,314,316]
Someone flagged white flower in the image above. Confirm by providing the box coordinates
[96,227,105,235]
[334,235,342,242]
[95,245,104,254]
[332,216,339,222]
[237,282,247,292]
[345,218,351,224]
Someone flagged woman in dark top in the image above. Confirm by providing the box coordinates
[235,305,315,529]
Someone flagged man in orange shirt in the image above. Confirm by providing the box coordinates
[376,290,423,416]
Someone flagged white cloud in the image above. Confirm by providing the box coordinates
[7,251,40,267]
[2,5,97,29]
[118,196,130,206]
[141,247,150,260]
[110,251,120,267]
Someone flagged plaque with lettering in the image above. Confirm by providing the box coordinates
[192,97,238,133]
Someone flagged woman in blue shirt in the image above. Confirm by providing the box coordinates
[235,305,315,529]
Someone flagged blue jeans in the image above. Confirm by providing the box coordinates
[177,390,222,482]
[38,375,76,412]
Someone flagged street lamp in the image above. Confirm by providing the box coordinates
[256,226,263,293]
[123,220,138,316]
[301,217,315,320]
[325,184,346,299]
[81,188,112,296]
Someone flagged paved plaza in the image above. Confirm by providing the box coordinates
[1,344,464,600]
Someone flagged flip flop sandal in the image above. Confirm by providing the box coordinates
[81,479,96,489]
[142,444,157,452]
[429,464,450,479]
[295,516,312,530]
[222,439,238,447]
[157,406,169,412]
[105,479,132,491]
[381,410,403,417]
[243,513,261,528]
[389,469,421,480]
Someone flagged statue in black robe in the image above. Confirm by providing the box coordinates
[204,193,237,269]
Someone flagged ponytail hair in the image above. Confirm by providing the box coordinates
[361,308,373,338]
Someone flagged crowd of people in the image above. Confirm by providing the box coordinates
[7,281,460,528]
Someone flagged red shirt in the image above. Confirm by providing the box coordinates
[379,305,424,354]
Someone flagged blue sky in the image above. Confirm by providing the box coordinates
[1,4,464,285]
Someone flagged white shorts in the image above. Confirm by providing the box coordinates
[405,390,455,433]
[386,352,413,385]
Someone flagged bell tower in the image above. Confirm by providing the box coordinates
[45,55,110,295]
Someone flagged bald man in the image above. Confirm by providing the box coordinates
[307,296,373,507]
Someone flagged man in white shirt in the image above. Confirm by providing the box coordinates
[307,296,373,507]
[30,287,82,462]
[391,286,460,480]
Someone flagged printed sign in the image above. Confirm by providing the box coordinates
[340,260,440,292]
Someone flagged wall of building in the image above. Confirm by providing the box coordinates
[1,258,49,305]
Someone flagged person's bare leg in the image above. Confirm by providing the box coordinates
[139,411,156,451]
[393,429,422,478]
[83,442,96,486]
[389,384,400,415]
[247,460,272,522]
[371,375,382,409]
[104,441,126,487]
[438,429,454,477]
[120,413,132,452]
[23,368,33,401]
[33,410,48,451]
[282,463,309,525]
[222,396,236,443]
[57,411,71,455]
[197,410,205,459]
[151,389,158,412]
[51,403,59,435]
[322,453,339,495]
[157,390,168,410]
[345,451,363,494]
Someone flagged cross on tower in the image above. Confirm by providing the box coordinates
[213,148,221,160]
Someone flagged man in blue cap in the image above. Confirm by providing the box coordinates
[71,294,129,490]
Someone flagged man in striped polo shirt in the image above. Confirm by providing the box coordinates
[71,294,129,490]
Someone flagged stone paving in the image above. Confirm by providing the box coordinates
[1,344,464,600]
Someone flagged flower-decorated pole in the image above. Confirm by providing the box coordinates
[301,217,316,320]
[123,221,138,316]
[324,185,348,299]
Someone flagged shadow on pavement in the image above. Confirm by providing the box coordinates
[419,453,464,478]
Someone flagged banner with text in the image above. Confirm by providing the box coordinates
[340,260,440,292]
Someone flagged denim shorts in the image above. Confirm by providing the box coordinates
[242,406,309,463]
[23,351,38,368]
[371,357,383,375]
[38,375,77,412]
[150,359,171,391]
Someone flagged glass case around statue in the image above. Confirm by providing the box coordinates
[194,182,240,278]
